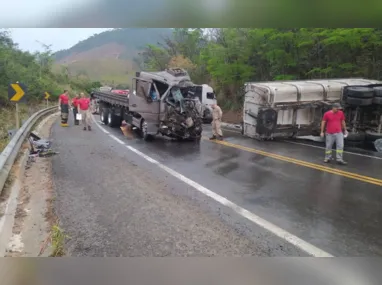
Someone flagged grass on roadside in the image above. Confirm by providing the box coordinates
[50,224,68,257]
[0,103,46,152]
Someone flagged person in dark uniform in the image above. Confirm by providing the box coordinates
[71,94,80,125]
[58,90,70,127]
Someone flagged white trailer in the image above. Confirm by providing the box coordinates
[242,78,381,140]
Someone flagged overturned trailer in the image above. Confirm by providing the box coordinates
[243,78,382,143]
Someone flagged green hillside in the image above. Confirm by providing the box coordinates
[54,28,173,61]
[53,28,173,86]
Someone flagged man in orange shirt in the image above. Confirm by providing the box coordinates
[77,93,92,131]
[58,90,70,127]
[71,94,80,125]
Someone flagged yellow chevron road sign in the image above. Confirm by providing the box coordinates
[8,83,27,102]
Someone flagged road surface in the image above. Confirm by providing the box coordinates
[50,115,382,257]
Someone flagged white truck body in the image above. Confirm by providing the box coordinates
[243,78,381,140]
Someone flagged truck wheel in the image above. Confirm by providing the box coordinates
[373,97,382,105]
[345,97,373,106]
[107,111,120,128]
[373,87,382,97]
[100,108,109,124]
[365,130,382,142]
[141,120,152,141]
[346,87,374,98]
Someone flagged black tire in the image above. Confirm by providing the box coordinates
[100,108,109,124]
[365,130,382,142]
[345,131,365,142]
[373,87,382,97]
[345,97,373,106]
[346,86,374,98]
[107,111,121,128]
[373,97,382,105]
[141,120,153,141]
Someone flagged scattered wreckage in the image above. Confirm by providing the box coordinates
[28,132,58,161]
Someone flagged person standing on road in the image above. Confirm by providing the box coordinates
[77,92,92,131]
[71,94,80,125]
[210,103,223,140]
[320,103,348,165]
[58,90,70,127]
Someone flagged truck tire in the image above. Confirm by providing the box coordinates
[100,108,109,125]
[365,130,382,142]
[345,97,373,106]
[345,86,374,98]
[373,86,382,97]
[373,97,382,105]
[107,111,121,128]
[141,120,153,141]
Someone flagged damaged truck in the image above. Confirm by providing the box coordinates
[242,78,382,147]
[90,68,203,141]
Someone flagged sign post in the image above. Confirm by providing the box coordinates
[8,82,27,129]
[44,92,50,107]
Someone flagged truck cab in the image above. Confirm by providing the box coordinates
[193,84,216,123]
[127,68,203,141]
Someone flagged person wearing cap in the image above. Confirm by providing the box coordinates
[320,103,348,165]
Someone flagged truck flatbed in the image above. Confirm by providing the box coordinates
[92,90,129,107]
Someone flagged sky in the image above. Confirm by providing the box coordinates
[9,28,111,53]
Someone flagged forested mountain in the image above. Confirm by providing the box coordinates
[52,28,173,86]
[54,28,173,61]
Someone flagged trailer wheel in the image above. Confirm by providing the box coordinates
[345,97,373,106]
[346,86,374,98]
[100,108,109,124]
[365,130,382,142]
[373,97,382,105]
[373,87,382,97]
[107,111,121,128]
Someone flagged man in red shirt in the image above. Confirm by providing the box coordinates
[320,103,348,165]
[77,92,92,131]
[71,94,80,125]
[58,90,70,127]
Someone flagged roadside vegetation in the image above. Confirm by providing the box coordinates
[139,28,382,112]
[0,29,101,152]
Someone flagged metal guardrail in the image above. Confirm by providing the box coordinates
[0,106,57,194]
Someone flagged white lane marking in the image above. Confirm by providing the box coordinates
[126,145,158,164]
[91,115,109,133]
[110,135,125,145]
[283,140,382,160]
[124,143,333,257]
[92,116,333,257]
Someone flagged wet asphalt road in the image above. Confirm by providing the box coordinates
[50,115,382,256]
